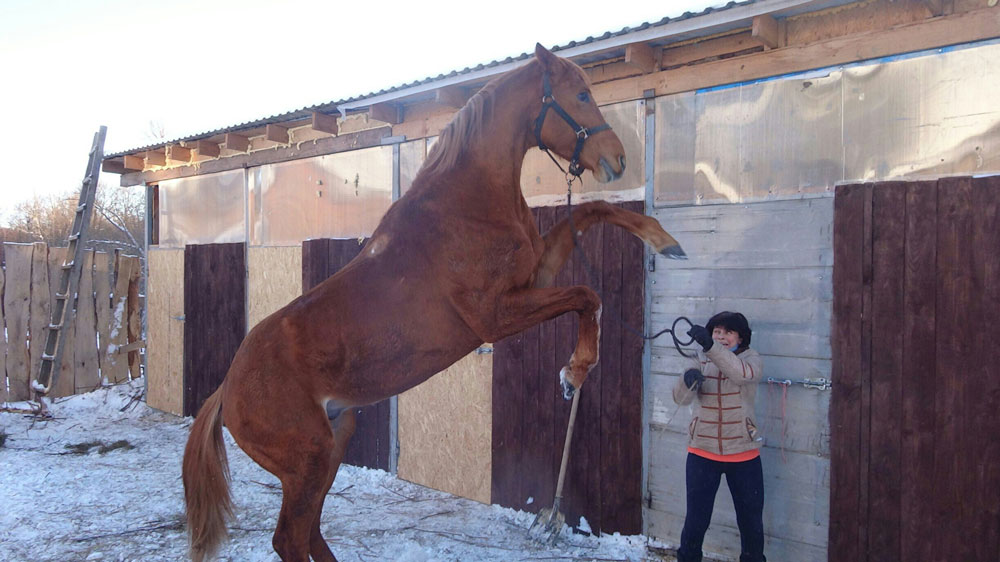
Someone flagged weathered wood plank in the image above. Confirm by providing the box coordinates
[106,253,133,383]
[126,257,142,380]
[94,251,113,378]
[970,175,1000,559]
[4,244,34,401]
[868,182,905,561]
[48,248,75,398]
[28,243,51,396]
[933,176,974,562]
[0,253,5,403]
[183,243,246,417]
[829,183,866,561]
[73,251,100,393]
[898,180,938,562]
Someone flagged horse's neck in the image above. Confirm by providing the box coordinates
[457,68,538,208]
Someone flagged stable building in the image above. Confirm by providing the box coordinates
[102,1,1000,559]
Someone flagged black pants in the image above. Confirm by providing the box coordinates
[676,453,766,562]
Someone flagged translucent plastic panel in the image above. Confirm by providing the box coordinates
[655,41,1000,207]
[250,146,393,246]
[399,139,427,197]
[521,100,646,204]
[158,169,245,248]
[739,71,843,199]
[843,43,1000,180]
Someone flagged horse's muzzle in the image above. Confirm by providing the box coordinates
[595,155,626,183]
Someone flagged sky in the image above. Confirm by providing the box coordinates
[0,378,671,560]
[0,0,718,225]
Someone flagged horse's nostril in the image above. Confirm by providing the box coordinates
[619,155,626,172]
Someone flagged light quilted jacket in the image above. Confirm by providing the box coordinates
[672,346,764,456]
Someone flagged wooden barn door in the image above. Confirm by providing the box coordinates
[183,242,247,417]
[492,201,645,536]
[302,238,391,471]
[831,177,1000,562]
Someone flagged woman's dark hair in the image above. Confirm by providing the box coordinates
[706,311,752,348]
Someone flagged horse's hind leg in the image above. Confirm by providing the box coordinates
[533,200,685,288]
[229,396,348,562]
[308,408,356,562]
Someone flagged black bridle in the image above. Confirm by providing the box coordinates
[533,71,610,178]
[532,71,696,357]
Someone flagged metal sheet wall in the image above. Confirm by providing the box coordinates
[654,40,1000,207]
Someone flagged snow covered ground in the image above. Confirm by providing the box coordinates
[0,379,676,561]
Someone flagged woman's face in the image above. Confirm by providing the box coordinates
[712,326,742,349]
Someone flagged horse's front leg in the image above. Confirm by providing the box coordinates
[533,201,686,288]
[469,286,601,399]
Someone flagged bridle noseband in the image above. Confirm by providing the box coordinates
[533,71,610,178]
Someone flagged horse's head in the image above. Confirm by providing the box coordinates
[532,43,626,183]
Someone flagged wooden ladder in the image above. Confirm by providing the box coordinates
[33,126,107,405]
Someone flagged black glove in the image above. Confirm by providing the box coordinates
[683,368,705,391]
[687,325,713,352]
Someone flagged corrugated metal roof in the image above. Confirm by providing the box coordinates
[107,1,763,158]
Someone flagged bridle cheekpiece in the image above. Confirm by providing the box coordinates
[533,71,610,178]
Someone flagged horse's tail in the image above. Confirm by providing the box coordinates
[182,388,233,562]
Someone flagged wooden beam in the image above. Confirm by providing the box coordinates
[265,124,289,144]
[660,31,759,68]
[192,139,220,158]
[311,111,339,135]
[752,14,781,49]
[122,155,145,171]
[592,6,1000,106]
[222,133,250,152]
[145,151,165,167]
[101,160,126,174]
[625,42,660,74]
[434,85,469,109]
[166,145,191,163]
[369,102,401,124]
[119,126,392,186]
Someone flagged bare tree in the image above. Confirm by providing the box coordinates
[4,182,146,259]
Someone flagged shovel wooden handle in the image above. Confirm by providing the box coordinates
[553,388,581,501]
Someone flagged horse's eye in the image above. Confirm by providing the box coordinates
[577,92,590,103]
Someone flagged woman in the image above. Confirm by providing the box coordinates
[672,311,766,562]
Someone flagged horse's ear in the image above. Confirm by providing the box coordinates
[535,43,557,69]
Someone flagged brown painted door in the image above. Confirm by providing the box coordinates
[183,243,246,417]
[302,237,391,471]
[830,177,1000,562]
[492,201,645,536]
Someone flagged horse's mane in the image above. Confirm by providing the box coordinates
[419,60,539,178]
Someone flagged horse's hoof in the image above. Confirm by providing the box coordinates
[660,244,687,260]
[561,378,576,400]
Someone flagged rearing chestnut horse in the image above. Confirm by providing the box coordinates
[183,43,684,562]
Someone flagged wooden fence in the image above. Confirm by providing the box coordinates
[2,242,142,402]
[831,176,1000,562]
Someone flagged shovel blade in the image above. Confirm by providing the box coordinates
[528,507,566,543]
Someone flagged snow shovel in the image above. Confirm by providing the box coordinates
[528,387,581,544]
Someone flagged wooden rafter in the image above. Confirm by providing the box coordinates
[122,155,145,171]
[223,133,250,152]
[101,160,126,174]
[369,102,401,124]
[434,86,468,109]
[192,140,220,158]
[752,14,782,50]
[311,111,339,135]
[166,145,191,163]
[265,124,289,144]
[145,151,165,167]
[625,42,660,74]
